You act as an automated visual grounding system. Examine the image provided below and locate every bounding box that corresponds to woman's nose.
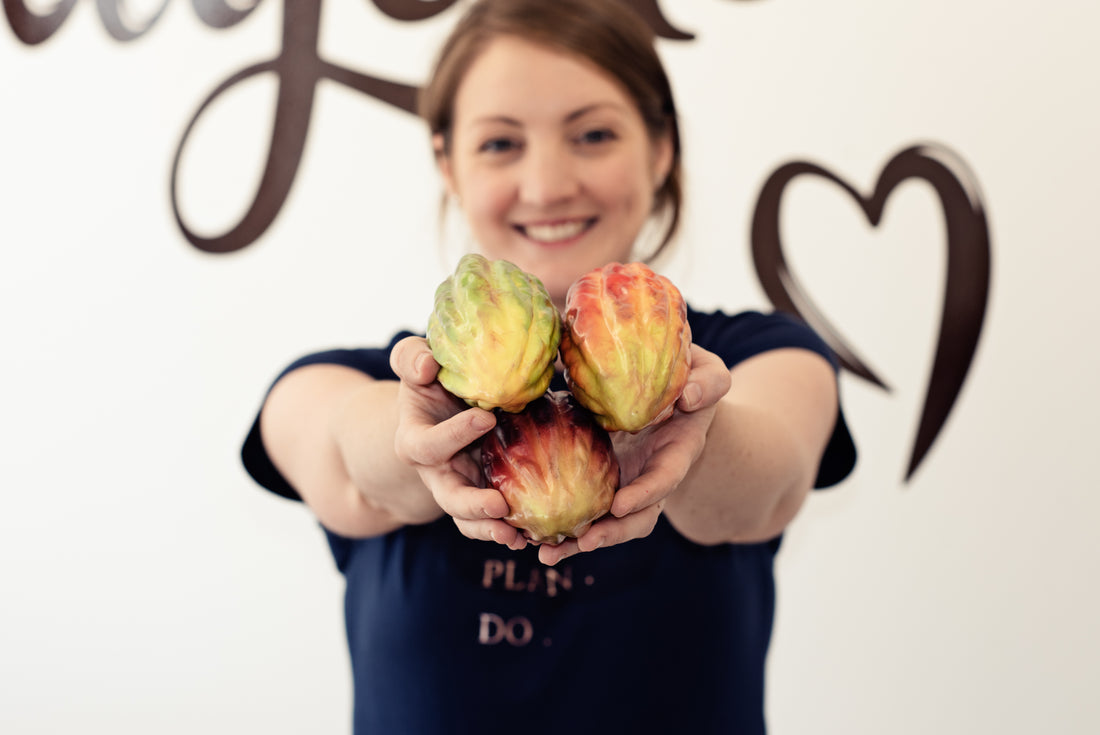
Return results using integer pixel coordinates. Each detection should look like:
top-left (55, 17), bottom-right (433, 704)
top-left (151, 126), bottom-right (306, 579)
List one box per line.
top-left (519, 143), bottom-right (579, 205)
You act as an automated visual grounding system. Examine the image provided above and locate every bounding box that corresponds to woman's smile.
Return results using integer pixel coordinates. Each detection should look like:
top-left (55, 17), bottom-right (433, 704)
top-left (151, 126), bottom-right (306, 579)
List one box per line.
top-left (514, 217), bottom-right (597, 246)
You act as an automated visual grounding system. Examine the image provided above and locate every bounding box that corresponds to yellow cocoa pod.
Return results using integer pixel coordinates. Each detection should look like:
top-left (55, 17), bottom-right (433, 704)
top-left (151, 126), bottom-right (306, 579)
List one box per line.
top-left (427, 254), bottom-right (562, 412)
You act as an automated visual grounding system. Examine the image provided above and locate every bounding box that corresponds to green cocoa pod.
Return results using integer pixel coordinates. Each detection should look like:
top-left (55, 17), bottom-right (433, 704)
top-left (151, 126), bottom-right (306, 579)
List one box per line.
top-left (427, 254), bottom-right (562, 412)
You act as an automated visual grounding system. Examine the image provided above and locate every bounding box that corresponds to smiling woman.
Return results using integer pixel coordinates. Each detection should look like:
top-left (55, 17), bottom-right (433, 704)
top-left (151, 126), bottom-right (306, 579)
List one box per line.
top-left (421, 0), bottom-right (684, 293)
top-left (240, 0), bottom-right (855, 732)
top-left (430, 36), bottom-right (674, 308)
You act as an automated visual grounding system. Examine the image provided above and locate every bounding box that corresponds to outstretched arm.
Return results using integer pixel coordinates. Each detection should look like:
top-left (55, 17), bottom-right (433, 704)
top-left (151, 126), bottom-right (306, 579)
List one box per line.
top-left (258, 349), bottom-right (503, 539)
top-left (661, 347), bottom-right (839, 545)
top-left (258, 363), bottom-right (439, 537)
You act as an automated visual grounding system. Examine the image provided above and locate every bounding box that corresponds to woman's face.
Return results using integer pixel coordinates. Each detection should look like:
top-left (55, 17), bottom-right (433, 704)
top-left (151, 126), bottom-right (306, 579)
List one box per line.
top-left (438, 36), bottom-right (673, 309)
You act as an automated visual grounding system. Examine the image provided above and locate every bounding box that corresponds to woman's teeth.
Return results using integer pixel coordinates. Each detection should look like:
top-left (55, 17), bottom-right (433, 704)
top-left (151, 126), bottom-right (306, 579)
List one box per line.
top-left (523, 220), bottom-right (588, 243)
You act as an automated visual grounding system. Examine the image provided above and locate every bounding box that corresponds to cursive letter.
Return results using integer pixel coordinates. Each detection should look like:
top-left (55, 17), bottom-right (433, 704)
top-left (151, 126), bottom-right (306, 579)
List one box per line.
top-left (370, 0), bottom-right (458, 21)
top-left (95, 0), bottom-right (169, 42)
top-left (3, 0), bottom-right (76, 45)
top-left (191, 0), bottom-right (263, 29)
top-left (172, 0), bottom-right (420, 253)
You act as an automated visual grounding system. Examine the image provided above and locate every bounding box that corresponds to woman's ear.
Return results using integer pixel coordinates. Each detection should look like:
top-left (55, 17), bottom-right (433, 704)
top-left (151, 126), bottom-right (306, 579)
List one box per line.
top-left (433, 133), bottom-right (458, 198)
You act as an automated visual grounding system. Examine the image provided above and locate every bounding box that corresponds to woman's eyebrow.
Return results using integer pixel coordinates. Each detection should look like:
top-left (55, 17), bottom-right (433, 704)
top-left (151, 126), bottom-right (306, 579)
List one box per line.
top-left (469, 115), bottom-right (522, 127)
top-left (565, 102), bottom-right (628, 122)
top-left (467, 102), bottom-right (627, 128)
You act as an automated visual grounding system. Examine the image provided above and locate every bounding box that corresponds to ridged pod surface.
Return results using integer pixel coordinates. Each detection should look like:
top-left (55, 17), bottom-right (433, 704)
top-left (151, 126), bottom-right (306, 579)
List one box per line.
top-left (427, 254), bottom-right (562, 412)
top-left (481, 391), bottom-right (620, 545)
top-left (561, 262), bottom-right (692, 432)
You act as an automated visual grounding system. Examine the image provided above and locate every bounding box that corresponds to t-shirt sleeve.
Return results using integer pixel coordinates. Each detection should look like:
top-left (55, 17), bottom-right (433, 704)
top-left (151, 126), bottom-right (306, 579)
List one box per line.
top-left (688, 309), bottom-right (856, 488)
top-left (240, 331), bottom-right (415, 501)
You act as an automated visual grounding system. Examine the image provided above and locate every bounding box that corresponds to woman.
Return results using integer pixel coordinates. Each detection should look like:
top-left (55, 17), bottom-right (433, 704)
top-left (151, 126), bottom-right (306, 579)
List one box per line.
top-left (242, 0), bottom-right (855, 732)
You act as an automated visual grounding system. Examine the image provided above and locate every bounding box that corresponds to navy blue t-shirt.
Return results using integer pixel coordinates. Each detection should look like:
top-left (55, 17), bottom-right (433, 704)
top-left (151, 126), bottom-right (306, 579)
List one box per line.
top-left (242, 308), bottom-right (856, 734)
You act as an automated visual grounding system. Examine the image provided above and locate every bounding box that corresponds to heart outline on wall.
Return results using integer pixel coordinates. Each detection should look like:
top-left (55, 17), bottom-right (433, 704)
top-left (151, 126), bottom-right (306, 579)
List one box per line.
top-left (751, 144), bottom-right (992, 482)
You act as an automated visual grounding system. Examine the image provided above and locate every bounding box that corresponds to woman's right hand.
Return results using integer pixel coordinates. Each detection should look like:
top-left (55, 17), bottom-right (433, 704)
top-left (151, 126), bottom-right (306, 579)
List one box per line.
top-left (389, 336), bottom-right (528, 551)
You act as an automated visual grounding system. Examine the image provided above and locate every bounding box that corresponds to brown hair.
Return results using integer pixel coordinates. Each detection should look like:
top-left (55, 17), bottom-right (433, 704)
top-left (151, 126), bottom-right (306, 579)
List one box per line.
top-left (419, 0), bottom-right (684, 260)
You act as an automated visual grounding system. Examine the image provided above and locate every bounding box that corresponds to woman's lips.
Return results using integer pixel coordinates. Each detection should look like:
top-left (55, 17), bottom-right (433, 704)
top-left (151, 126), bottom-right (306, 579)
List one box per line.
top-left (517, 218), bottom-right (596, 244)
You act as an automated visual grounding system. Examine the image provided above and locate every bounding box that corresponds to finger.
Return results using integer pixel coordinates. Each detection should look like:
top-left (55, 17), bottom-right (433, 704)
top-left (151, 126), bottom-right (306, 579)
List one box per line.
top-left (538, 539), bottom-right (580, 566)
top-left (678, 381), bottom-right (704, 412)
top-left (454, 517), bottom-right (528, 550)
top-left (452, 450), bottom-right (486, 489)
top-left (677, 345), bottom-right (731, 412)
top-left (431, 474), bottom-right (510, 520)
top-left (401, 407), bottom-right (495, 467)
top-left (390, 336), bottom-right (438, 384)
top-left (610, 461), bottom-right (683, 518)
top-left (575, 501), bottom-right (664, 553)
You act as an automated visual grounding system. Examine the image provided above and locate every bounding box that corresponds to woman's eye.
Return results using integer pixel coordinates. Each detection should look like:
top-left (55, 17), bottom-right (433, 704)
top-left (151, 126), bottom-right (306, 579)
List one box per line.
top-left (577, 128), bottom-right (617, 145)
top-left (479, 137), bottom-right (520, 154)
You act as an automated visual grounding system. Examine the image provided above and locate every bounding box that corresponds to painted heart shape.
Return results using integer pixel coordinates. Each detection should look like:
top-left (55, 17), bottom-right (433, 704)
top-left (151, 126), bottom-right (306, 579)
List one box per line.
top-left (751, 143), bottom-right (992, 481)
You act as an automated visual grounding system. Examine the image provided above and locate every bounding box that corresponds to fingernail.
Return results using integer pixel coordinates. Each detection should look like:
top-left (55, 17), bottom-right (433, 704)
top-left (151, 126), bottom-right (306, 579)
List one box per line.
top-left (683, 383), bottom-right (702, 409)
top-left (582, 536), bottom-right (604, 552)
top-left (472, 412), bottom-right (494, 432)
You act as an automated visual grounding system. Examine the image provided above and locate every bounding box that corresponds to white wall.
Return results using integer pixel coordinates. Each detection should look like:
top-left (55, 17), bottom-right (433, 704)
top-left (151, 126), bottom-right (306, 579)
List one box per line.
top-left (2, 1), bottom-right (1097, 733)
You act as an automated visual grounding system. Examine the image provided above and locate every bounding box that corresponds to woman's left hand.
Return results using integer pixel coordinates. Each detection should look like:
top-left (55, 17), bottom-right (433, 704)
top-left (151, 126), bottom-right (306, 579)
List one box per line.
top-left (537, 344), bottom-right (732, 566)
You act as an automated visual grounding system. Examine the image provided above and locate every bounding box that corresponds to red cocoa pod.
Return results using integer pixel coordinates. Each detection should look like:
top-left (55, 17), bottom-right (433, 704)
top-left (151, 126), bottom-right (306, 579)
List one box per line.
top-left (561, 262), bottom-right (692, 433)
top-left (481, 391), bottom-right (620, 545)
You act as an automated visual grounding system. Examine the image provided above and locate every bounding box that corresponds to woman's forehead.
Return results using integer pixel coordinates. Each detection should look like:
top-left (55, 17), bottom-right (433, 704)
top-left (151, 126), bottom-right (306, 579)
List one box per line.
top-left (453, 36), bottom-right (634, 122)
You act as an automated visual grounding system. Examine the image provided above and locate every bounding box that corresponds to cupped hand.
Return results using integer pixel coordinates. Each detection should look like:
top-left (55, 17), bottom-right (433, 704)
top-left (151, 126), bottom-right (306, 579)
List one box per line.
top-left (389, 336), bottom-right (527, 551)
top-left (537, 344), bottom-right (732, 566)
